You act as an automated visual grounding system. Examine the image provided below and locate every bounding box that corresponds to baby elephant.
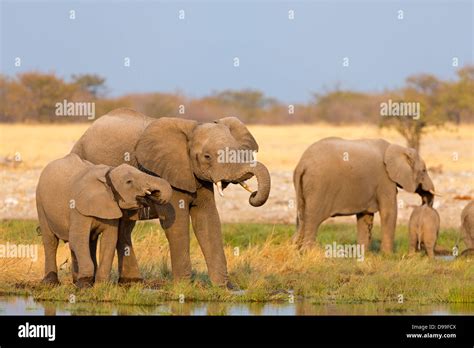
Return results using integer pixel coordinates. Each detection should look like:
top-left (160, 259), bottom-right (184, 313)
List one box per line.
top-left (36, 153), bottom-right (172, 288)
top-left (408, 205), bottom-right (440, 258)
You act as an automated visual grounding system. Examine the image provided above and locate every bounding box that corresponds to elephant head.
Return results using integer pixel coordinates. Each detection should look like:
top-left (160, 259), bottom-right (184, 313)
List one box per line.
top-left (134, 117), bottom-right (271, 207)
top-left (74, 164), bottom-right (173, 219)
top-left (383, 144), bottom-right (438, 206)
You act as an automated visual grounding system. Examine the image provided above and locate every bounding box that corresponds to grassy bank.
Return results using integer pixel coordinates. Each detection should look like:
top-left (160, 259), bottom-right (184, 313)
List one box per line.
top-left (0, 220), bottom-right (472, 306)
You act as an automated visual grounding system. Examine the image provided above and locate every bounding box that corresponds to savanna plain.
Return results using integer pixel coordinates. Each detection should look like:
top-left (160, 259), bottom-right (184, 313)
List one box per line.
top-left (0, 123), bottom-right (473, 311)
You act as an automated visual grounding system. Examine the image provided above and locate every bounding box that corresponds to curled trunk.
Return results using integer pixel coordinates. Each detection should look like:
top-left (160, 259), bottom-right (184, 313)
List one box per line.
top-left (226, 161), bottom-right (271, 207)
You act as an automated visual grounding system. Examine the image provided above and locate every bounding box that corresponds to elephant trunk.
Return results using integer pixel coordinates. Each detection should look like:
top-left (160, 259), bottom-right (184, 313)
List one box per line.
top-left (228, 161), bottom-right (271, 207)
top-left (417, 174), bottom-right (436, 207)
top-left (146, 177), bottom-right (173, 205)
top-left (248, 162), bottom-right (271, 207)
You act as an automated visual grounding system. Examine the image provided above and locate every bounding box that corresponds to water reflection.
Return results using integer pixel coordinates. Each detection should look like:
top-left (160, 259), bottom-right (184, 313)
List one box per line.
top-left (0, 296), bottom-right (472, 316)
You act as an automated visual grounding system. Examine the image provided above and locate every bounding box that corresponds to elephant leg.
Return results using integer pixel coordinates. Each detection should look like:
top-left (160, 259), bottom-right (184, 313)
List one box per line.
top-left (301, 198), bottom-right (327, 250)
top-left (425, 244), bottom-right (435, 258)
top-left (408, 231), bottom-right (417, 255)
top-left (425, 234), bottom-right (436, 258)
top-left (70, 249), bottom-right (79, 283)
top-left (116, 219), bottom-right (141, 283)
top-left (190, 184), bottom-right (229, 287)
top-left (158, 190), bottom-right (193, 282)
top-left (379, 192), bottom-right (397, 254)
top-left (356, 213), bottom-right (374, 251)
top-left (39, 215), bottom-right (60, 285)
top-left (96, 223), bottom-right (119, 282)
top-left (69, 213), bottom-right (94, 287)
top-left (89, 235), bottom-right (98, 278)
top-left (292, 221), bottom-right (304, 246)
top-left (292, 212), bottom-right (306, 247)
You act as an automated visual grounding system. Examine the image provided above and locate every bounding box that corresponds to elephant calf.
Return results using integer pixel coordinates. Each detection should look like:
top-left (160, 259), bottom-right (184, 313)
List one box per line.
top-left (408, 205), bottom-right (440, 258)
top-left (36, 153), bottom-right (172, 288)
top-left (460, 200), bottom-right (474, 256)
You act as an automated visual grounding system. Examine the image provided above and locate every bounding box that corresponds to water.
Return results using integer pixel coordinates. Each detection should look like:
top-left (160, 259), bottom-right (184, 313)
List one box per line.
top-left (0, 296), bottom-right (472, 316)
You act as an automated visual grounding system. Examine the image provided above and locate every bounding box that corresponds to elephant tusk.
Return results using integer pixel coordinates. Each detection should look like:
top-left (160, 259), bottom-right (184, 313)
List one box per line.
top-left (145, 190), bottom-right (152, 195)
top-left (216, 181), bottom-right (224, 197)
top-left (239, 181), bottom-right (253, 193)
top-left (429, 190), bottom-right (442, 197)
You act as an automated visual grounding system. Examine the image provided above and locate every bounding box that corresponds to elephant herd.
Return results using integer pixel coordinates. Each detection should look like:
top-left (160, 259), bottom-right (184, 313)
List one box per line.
top-left (36, 108), bottom-right (474, 288)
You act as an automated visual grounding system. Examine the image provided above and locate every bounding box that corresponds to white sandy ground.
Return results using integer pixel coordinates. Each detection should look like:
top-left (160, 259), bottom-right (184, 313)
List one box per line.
top-left (1, 169), bottom-right (472, 228)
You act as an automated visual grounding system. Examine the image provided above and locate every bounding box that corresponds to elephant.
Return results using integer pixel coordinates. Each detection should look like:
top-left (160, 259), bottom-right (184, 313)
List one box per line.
top-left (293, 137), bottom-right (438, 253)
top-left (70, 108), bottom-right (271, 287)
top-left (460, 200), bottom-right (474, 256)
top-left (408, 205), bottom-right (440, 258)
top-left (36, 153), bottom-right (172, 288)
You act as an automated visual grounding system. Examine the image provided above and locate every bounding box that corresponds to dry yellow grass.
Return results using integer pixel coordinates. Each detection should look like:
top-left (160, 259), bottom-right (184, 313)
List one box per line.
top-left (250, 123), bottom-right (474, 172)
top-left (0, 221), bottom-right (472, 304)
top-left (0, 124), bottom-right (89, 169)
top-left (0, 123), bottom-right (472, 172)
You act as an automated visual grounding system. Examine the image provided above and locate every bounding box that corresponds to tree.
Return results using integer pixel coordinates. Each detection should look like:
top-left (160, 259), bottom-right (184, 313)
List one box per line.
top-left (312, 89), bottom-right (380, 124)
top-left (379, 68), bottom-right (473, 152)
top-left (71, 74), bottom-right (107, 98)
top-left (207, 89), bottom-right (278, 122)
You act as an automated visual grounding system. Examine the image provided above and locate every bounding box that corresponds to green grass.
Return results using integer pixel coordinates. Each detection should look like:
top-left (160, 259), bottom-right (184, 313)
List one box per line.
top-left (0, 220), bottom-right (472, 306)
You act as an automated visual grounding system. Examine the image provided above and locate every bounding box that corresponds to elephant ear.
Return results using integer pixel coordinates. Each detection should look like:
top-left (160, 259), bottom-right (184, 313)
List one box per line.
top-left (135, 117), bottom-right (198, 192)
top-left (215, 117), bottom-right (259, 151)
top-left (383, 144), bottom-right (418, 193)
top-left (74, 167), bottom-right (123, 219)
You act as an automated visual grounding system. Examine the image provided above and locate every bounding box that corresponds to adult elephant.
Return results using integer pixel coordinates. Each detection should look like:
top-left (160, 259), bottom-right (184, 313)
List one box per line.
top-left (293, 137), bottom-right (438, 253)
top-left (71, 108), bottom-right (271, 288)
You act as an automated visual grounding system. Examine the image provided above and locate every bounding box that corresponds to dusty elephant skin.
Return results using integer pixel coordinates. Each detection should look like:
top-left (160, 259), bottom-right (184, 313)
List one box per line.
top-left (36, 153), bottom-right (172, 288)
top-left (408, 205), bottom-right (440, 258)
top-left (70, 108), bottom-right (271, 287)
top-left (293, 137), bottom-right (438, 253)
top-left (460, 200), bottom-right (474, 256)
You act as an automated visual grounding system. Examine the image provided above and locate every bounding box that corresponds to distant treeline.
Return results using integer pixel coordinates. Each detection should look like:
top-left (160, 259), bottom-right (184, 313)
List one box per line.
top-left (0, 66), bottom-right (473, 126)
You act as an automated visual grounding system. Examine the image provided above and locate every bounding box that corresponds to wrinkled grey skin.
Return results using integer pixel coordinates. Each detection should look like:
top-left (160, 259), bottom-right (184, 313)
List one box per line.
top-left (460, 200), bottom-right (474, 257)
top-left (293, 138), bottom-right (436, 253)
top-left (408, 205), bottom-right (440, 258)
top-left (36, 153), bottom-right (172, 288)
top-left (71, 108), bottom-right (271, 287)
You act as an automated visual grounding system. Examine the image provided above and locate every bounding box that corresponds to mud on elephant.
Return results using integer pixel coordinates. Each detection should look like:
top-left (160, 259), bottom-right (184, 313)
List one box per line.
top-left (293, 137), bottom-right (439, 253)
top-left (71, 108), bottom-right (271, 288)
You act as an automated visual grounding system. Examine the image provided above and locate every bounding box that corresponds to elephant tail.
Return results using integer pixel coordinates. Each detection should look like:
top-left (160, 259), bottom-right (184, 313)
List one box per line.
top-left (294, 166), bottom-right (306, 228)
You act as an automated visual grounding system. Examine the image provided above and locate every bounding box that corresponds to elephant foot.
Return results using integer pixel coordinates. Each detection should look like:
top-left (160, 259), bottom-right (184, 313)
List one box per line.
top-left (118, 277), bottom-right (143, 285)
top-left (75, 277), bottom-right (95, 289)
top-left (300, 241), bottom-right (316, 252)
top-left (41, 272), bottom-right (60, 286)
top-left (94, 277), bottom-right (110, 284)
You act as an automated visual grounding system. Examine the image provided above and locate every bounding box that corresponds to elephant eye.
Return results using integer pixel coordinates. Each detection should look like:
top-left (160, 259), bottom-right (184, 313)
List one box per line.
top-left (126, 179), bottom-right (133, 184)
top-left (204, 154), bottom-right (212, 160)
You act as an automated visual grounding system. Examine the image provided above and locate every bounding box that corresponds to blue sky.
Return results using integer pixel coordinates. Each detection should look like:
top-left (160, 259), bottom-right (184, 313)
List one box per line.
top-left (1, 0), bottom-right (472, 103)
